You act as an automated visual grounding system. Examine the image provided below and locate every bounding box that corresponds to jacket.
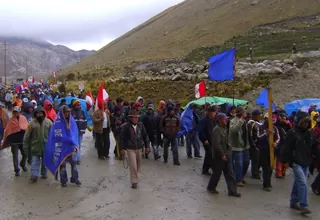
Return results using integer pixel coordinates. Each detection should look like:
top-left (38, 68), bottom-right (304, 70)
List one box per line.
top-left (247, 120), bottom-right (261, 149)
top-left (119, 122), bottom-right (150, 150)
top-left (275, 121), bottom-right (291, 154)
top-left (257, 123), bottom-right (280, 151)
top-left (21, 102), bottom-right (34, 122)
top-left (142, 112), bottom-right (159, 137)
top-left (111, 112), bottom-right (126, 136)
top-left (23, 109), bottom-right (53, 156)
top-left (211, 124), bottom-right (231, 159)
top-left (72, 108), bottom-right (87, 135)
top-left (199, 115), bottom-right (216, 143)
top-left (282, 127), bottom-right (315, 167)
top-left (92, 109), bottom-right (111, 134)
top-left (228, 117), bottom-right (250, 151)
top-left (160, 114), bottom-right (180, 139)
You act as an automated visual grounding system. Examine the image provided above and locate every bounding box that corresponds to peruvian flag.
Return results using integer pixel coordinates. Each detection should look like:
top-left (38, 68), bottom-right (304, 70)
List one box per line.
top-left (195, 81), bottom-right (206, 99)
top-left (95, 82), bottom-right (109, 111)
top-left (28, 76), bottom-right (35, 83)
top-left (52, 72), bottom-right (56, 78)
top-left (86, 91), bottom-right (94, 111)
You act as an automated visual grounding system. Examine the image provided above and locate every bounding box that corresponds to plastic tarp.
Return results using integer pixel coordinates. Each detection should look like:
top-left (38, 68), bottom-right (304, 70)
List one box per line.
top-left (184, 96), bottom-right (248, 108)
top-left (285, 98), bottom-right (320, 115)
top-left (56, 96), bottom-right (93, 127)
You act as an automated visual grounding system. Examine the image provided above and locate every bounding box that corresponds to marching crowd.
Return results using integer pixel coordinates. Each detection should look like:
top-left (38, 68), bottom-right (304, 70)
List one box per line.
top-left (0, 88), bottom-right (319, 216)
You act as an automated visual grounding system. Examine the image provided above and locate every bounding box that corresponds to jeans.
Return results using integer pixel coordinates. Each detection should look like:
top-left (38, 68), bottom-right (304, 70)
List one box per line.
top-left (311, 148), bottom-right (320, 193)
top-left (11, 144), bottom-right (27, 173)
top-left (163, 137), bottom-right (179, 163)
top-left (31, 155), bottom-right (47, 177)
top-left (186, 130), bottom-right (201, 157)
top-left (178, 136), bottom-right (185, 146)
top-left (232, 149), bottom-right (250, 182)
top-left (60, 155), bottom-right (79, 184)
top-left (259, 150), bottom-right (272, 187)
top-left (149, 134), bottom-right (159, 159)
top-left (290, 163), bottom-right (309, 208)
top-left (249, 147), bottom-right (260, 177)
top-left (75, 134), bottom-right (83, 162)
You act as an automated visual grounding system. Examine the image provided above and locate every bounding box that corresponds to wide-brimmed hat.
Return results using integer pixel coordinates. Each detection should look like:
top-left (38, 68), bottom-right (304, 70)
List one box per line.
top-left (128, 110), bottom-right (140, 117)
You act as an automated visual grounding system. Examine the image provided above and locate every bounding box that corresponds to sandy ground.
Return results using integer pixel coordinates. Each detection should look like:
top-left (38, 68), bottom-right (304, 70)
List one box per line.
top-left (0, 132), bottom-right (319, 220)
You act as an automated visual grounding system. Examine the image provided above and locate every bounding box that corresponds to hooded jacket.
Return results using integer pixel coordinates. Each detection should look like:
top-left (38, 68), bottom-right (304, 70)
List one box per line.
top-left (23, 107), bottom-right (53, 156)
top-left (44, 100), bottom-right (57, 121)
top-left (21, 102), bottom-right (34, 122)
top-left (71, 107), bottom-right (87, 135)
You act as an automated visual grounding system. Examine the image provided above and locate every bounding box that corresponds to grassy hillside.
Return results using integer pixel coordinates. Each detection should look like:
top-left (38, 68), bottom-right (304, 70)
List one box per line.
top-left (63, 0), bottom-right (320, 74)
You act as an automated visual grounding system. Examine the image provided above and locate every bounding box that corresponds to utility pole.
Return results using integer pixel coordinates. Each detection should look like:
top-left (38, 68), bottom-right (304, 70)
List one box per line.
top-left (3, 41), bottom-right (7, 85)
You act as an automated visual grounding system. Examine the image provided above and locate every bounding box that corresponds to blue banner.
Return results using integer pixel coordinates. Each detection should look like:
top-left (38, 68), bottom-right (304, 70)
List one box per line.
top-left (44, 107), bottom-right (79, 175)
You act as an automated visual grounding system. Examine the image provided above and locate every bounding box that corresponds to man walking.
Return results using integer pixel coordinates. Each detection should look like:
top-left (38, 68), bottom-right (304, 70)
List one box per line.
top-left (23, 107), bottom-right (52, 182)
top-left (120, 110), bottom-right (150, 189)
top-left (207, 113), bottom-right (241, 197)
top-left (282, 111), bottom-right (315, 215)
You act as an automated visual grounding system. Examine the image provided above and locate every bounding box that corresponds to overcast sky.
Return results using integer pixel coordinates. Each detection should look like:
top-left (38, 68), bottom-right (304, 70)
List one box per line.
top-left (0, 0), bottom-right (184, 51)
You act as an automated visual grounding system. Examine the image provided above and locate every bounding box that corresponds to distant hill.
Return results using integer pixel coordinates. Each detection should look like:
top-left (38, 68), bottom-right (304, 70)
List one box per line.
top-left (63, 0), bottom-right (320, 74)
top-left (0, 36), bottom-right (95, 79)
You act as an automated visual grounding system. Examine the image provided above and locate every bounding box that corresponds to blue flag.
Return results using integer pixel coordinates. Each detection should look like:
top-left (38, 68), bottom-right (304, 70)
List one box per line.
top-left (177, 105), bottom-right (194, 138)
top-left (256, 88), bottom-right (276, 110)
top-left (208, 48), bottom-right (236, 81)
top-left (44, 107), bottom-right (79, 176)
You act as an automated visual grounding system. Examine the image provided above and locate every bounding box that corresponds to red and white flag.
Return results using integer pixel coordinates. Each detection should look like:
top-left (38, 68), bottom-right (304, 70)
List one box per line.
top-left (28, 76), bottom-right (35, 83)
top-left (95, 82), bottom-right (109, 111)
top-left (86, 91), bottom-right (94, 111)
top-left (52, 72), bottom-right (56, 78)
top-left (195, 81), bottom-right (206, 99)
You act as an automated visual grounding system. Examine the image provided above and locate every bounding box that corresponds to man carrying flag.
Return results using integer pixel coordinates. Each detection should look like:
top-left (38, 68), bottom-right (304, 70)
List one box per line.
top-left (44, 105), bottom-right (81, 187)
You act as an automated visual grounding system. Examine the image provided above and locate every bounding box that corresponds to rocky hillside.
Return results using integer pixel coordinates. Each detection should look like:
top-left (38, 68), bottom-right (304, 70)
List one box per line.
top-left (0, 37), bottom-right (95, 78)
top-left (63, 0), bottom-right (320, 75)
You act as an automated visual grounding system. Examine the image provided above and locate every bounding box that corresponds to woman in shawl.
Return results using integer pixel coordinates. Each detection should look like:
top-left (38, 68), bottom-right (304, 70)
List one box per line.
top-left (44, 100), bottom-right (57, 122)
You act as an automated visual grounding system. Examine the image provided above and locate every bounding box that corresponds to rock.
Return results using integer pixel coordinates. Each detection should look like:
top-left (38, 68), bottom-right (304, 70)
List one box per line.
top-left (283, 59), bottom-right (294, 65)
top-left (171, 74), bottom-right (181, 81)
top-left (174, 68), bottom-right (183, 74)
top-left (199, 73), bottom-right (208, 80)
top-left (163, 76), bottom-right (170, 81)
top-left (237, 69), bottom-right (249, 77)
top-left (195, 65), bottom-right (205, 72)
top-left (251, 0), bottom-right (259, 5)
top-left (257, 63), bottom-right (266, 68)
top-left (283, 66), bottom-right (300, 75)
top-left (262, 60), bottom-right (270, 65)
top-left (187, 74), bottom-right (192, 81)
top-left (186, 67), bottom-right (193, 73)
top-left (160, 70), bottom-right (166, 75)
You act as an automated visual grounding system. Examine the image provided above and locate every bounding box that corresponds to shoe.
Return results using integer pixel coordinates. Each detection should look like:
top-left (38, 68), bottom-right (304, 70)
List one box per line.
top-left (41, 175), bottom-right (48, 180)
top-left (21, 166), bottom-right (28, 172)
top-left (30, 176), bottom-right (38, 183)
top-left (207, 189), bottom-right (219, 194)
top-left (263, 187), bottom-right (271, 192)
top-left (15, 171), bottom-right (20, 177)
top-left (164, 159), bottom-right (168, 163)
top-left (174, 161), bottom-right (181, 166)
top-left (237, 182), bottom-right (244, 187)
top-left (275, 175), bottom-right (284, 179)
top-left (228, 192), bottom-right (241, 198)
top-left (61, 183), bottom-right (68, 187)
top-left (155, 155), bottom-right (161, 160)
top-left (71, 179), bottom-right (82, 186)
top-left (290, 203), bottom-right (301, 211)
top-left (241, 180), bottom-right (246, 184)
top-left (251, 175), bottom-right (260, 180)
top-left (194, 155), bottom-right (202, 159)
top-left (300, 207), bottom-right (311, 215)
top-left (76, 161), bottom-right (81, 165)
top-left (145, 154), bottom-right (149, 159)
top-left (187, 156), bottom-right (193, 159)
top-left (105, 156), bottom-right (110, 159)
top-left (98, 157), bottom-right (106, 160)
top-left (202, 171), bottom-right (211, 176)
top-left (131, 183), bottom-right (138, 189)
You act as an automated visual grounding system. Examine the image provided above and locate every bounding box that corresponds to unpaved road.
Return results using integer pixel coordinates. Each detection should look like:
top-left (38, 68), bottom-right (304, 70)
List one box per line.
top-left (0, 132), bottom-right (319, 220)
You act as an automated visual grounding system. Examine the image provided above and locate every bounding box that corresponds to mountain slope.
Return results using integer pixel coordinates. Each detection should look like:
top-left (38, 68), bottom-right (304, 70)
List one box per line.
top-left (0, 37), bottom-right (95, 78)
top-left (65, 0), bottom-right (320, 73)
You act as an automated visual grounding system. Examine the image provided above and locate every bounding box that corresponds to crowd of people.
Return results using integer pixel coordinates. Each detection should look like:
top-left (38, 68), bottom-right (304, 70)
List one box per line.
top-left (0, 87), bottom-right (319, 216)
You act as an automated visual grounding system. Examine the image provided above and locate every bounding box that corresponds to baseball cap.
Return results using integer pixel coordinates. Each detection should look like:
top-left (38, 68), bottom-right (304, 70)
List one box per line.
top-left (13, 106), bottom-right (21, 112)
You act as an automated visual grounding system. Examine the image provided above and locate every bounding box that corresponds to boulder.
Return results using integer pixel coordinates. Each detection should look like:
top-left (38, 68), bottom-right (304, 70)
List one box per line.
top-left (199, 73), bottom-right (208, 80)
top-left (283, 59), bottom-right (294, 65)
top-left (160, 70), bottom-right (166, 75)
top-left (283, 66), bottom-right (300, 75)
top-left (195, 64), bottom-right (205, 72)
top-left (174, 68), bottom-right (183, 74)
top-left (171, 74), bottom-right (181, 81)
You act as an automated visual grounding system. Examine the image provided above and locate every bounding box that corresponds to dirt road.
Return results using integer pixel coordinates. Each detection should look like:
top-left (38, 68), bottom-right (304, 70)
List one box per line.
top-left (0, 132), bottom-right (319, 220)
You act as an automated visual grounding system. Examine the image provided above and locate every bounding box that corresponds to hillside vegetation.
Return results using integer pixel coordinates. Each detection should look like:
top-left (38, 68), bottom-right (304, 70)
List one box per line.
top-left (63, 0), bottom-right (320, 75)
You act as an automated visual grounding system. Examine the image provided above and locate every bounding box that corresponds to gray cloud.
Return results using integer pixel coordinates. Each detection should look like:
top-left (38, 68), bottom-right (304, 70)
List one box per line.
top-left (0, 0), bottom-right (184, 50)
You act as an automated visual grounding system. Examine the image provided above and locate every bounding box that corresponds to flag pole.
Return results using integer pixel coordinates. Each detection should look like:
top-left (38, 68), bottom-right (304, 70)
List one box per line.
top-left (267, 87), bottom-right (275, 170)
top-left (232, 40), bottom-right (237, 106)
